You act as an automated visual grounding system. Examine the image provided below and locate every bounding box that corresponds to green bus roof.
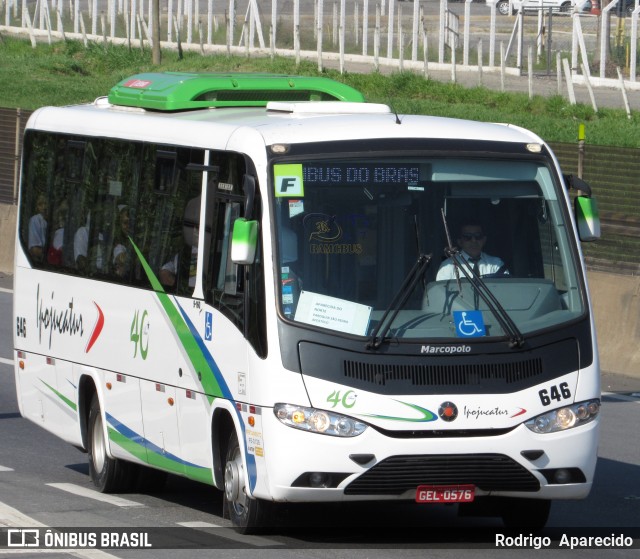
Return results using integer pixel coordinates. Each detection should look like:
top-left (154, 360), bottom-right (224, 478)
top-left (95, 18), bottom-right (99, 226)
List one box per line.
top-left (107, 72), bottom-right (366, 111)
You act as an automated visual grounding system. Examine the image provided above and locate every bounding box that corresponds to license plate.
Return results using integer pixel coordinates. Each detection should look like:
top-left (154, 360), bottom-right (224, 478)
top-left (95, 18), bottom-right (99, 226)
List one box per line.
top-left (416, 484), bottom-right (475, 503)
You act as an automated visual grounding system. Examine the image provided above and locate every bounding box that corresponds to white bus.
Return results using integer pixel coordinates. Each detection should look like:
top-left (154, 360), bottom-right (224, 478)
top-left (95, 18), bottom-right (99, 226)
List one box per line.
top-left (14, 72), bottom-right (601, 532)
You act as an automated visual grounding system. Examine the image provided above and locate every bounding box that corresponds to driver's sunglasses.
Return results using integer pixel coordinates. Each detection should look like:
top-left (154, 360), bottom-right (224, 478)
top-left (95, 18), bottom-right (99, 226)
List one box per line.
top-left (460, 233), bottom-right (485, 241)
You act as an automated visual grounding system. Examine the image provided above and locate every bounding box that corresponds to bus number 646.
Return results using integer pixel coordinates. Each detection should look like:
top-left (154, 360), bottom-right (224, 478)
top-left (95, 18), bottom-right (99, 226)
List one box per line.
top-left (539, 382), bottom-right (571, 406)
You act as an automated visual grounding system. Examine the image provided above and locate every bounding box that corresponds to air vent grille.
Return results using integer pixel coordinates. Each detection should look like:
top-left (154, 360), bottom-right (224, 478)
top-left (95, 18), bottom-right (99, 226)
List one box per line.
top-left (344, 454), bottom-right (540, 495)
top-left (344, 357), bottom-right (544, 387)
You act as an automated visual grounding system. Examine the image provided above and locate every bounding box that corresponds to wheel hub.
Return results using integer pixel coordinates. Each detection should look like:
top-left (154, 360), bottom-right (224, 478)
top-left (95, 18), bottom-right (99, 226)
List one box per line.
top-left (92, 413), bottom-right (106, 472)
top-left (224, 459), bottom-right (241, 503)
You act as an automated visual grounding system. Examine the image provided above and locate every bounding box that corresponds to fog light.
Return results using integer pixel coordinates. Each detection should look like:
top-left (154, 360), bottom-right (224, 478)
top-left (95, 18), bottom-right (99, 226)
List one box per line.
top-left (309, 472), bottom-right (331, 488)
top-left (553, 469), bottom-right (572, 484)
top-left (540, 467), bottom-right (586, 485)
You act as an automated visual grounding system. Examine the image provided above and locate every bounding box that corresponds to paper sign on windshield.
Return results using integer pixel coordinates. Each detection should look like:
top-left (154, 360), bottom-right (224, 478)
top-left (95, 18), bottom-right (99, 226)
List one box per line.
top-left (295, 291), bottom-right (372, 336)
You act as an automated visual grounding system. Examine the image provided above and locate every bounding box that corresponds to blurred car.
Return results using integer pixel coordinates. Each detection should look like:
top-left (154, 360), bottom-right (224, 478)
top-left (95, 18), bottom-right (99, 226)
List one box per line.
top-left (492, 0), bottom-right (575, 15)
top-left (493, 0), bottom-right (637, 15)
top-left (582, 0), bottom-right (638, 15)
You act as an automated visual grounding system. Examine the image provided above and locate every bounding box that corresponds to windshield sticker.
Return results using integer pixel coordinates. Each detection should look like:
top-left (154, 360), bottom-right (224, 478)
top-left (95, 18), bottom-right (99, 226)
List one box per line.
top-left (274, 164), bottom-right (305, 197)
top-left (294, 291), bottom-right (372, 336)
top-left (289, 199), bottom-right (304, 218)
top-left (453, 310), bottom-right (486, 338)
top-left (305, 213), bottom-right (363, 255)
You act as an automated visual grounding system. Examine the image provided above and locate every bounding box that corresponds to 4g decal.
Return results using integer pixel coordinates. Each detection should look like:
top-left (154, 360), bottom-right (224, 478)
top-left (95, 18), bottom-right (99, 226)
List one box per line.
top-left (539, 382), bottom-right (572, 406)
top-left (130, 310), bottom-right (149, 360)
top-left (327, 390), bottom-right (357, 409)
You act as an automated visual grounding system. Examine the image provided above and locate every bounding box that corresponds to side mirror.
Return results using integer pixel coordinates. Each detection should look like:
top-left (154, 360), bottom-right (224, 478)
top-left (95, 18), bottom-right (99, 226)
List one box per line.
top-left (575, 196), bottom-right (600, 242)
top-left (231, 218), bottom-right (258, 264)
top-left (242, 174), bottom-right (256, 221)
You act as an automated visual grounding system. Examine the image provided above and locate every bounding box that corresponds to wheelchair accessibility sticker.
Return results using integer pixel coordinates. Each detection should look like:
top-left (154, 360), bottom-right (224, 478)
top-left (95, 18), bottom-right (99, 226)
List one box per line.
top-left (453, 310), bottom-right (486, 338)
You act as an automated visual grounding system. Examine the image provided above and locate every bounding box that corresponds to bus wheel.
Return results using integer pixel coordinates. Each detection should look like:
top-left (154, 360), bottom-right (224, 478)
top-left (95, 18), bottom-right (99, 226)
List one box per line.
top-left (223, 430), bottom-right (271, 533)
top-left (499, 498), bottom-right (551, 530)
top-left (87, 394), bottom-right (135, 493)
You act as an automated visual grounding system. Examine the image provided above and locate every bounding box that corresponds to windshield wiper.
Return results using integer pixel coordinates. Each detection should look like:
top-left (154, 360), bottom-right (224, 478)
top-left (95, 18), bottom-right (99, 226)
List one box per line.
top-left (444, 248), bottom-right (524, 348)
top-left (366, 253), bottom-right (432, 350)
top-left (441, 210), bottom-right (524, 349)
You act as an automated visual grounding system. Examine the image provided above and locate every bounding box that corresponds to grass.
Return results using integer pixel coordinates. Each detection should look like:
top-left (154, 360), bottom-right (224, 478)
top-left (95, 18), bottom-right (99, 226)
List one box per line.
top-left (1, 35), bottom-right (639, 147)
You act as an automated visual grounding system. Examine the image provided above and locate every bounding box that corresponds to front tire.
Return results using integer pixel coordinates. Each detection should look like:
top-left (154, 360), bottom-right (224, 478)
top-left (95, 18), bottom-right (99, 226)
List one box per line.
top-left (496, 0), bottom-right (512, 15)
top-left (87, 394), bottom-right (136, 493)
top-left (222, 430), bottom-right (273, 533)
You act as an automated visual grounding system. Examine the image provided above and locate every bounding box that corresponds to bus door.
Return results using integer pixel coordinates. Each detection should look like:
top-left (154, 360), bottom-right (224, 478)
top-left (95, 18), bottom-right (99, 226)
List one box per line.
top-left (174, 152), bottom-right (249, 481)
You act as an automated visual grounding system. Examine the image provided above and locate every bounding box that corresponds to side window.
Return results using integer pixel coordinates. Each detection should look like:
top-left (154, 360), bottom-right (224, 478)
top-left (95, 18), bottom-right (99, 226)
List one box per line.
top-left (20, 132), bottom-right (55, 265)
top-left (141, 147), bottom-right (204, 294)
top-left (204, 153), bottom-right (246, 329)
top-left (538, 207), bottom-right (569, 292)
top-left (80, 140), bottom-right (143, 282)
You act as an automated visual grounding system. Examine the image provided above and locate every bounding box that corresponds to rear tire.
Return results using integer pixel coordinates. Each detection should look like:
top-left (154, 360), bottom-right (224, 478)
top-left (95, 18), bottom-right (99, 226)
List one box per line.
top-left (87, 394), bottom-right (136, 492)
top-left (222, 430), bottom-right (273, 533)
top-left (560, 1), bottom-right (572, 13)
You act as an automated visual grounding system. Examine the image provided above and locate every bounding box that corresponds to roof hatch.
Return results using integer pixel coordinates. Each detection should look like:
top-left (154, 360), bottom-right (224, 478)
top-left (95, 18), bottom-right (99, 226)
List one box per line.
top-left (107, 72), bottom-right (366, 111)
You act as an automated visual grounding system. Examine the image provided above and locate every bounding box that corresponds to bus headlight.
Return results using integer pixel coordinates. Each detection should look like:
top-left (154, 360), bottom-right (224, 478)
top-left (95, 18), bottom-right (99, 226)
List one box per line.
top-left (525, 399), bottom-right (600, 434)
top-left (274, 403), bottom-right (367, 437)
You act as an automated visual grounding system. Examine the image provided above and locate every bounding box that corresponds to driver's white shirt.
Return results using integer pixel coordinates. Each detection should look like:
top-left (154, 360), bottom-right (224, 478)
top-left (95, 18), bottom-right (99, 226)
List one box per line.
top-left (436, 250), bottom-right (507, 281)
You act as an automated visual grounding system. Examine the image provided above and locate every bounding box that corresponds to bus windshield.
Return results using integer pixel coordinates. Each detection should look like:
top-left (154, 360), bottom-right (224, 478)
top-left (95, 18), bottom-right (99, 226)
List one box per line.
top-left (273, 156), bottom-right (584, 342)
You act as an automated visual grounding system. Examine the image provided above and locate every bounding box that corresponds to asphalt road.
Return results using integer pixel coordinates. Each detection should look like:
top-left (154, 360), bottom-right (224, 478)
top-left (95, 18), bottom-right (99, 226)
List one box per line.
top-left (0, 275), bottom-right (638, 557)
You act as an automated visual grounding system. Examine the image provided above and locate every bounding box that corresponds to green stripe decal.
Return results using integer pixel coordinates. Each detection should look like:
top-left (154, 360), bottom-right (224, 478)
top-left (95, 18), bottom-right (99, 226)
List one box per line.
top-left (107, 426), bottom-right (213, 485)
top-left (363, 401), bottom-right (437, 423)
top-left (127, 238), bottom-right (253, 489)
top-left (40, 379), bottom-right (77, 412)
top-left (129, 238), bottom-right (224, 403)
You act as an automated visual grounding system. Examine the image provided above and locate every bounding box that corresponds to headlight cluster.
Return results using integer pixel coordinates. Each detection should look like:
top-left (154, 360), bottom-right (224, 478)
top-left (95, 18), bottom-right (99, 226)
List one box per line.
top-left (525, 399), bottom-right (600, 434)
top-left (274, 403), bottom-right (367, 437)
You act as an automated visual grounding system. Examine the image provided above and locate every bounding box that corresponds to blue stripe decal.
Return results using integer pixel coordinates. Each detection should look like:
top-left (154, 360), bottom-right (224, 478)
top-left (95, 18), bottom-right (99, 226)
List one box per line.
top-left (176, 301), bottom-right (232, 400)
top-left (106, 412), bottom-right (206, 470)
top-left (175, 301), bottom-right (258, 492)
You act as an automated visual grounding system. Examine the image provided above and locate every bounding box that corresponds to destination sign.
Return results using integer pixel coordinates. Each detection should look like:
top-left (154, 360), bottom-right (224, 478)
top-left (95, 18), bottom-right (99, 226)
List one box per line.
top-left (302, 163), bottom-right (420, 187)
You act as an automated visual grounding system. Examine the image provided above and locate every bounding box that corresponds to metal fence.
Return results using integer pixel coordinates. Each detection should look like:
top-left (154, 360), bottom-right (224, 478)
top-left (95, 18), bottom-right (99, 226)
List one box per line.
top-left (0, 107), bottom-right (28, 205)
top-left (2, 0), bottom-right (640, 89)
top-left (1, 106), bottom-right (638, 274)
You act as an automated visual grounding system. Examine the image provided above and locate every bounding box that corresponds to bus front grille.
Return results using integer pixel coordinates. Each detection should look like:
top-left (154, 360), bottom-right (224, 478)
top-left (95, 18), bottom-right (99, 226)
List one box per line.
top-left (344, 454), bottom-right (540, 495)
top-left (343, 357), bottom-right (543, 388)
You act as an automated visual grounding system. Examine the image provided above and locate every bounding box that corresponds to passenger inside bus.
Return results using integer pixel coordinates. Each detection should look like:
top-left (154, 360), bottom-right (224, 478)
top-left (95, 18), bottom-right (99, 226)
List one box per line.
top-left (112, 205), bottom-right (132, 278)
top-left (46, 200), bottom-right (67, 267)
top-left (159, 196), bottom-right (200, 291)
top-left (73, 212), bottom-right (91, 272)
top-left (28, 194), bottom-right (48, 263)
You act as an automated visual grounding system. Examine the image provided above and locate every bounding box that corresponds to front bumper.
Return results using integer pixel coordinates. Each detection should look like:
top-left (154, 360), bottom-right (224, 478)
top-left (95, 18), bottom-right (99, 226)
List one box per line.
top-left (254, 409), bottom-right (599, 502)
